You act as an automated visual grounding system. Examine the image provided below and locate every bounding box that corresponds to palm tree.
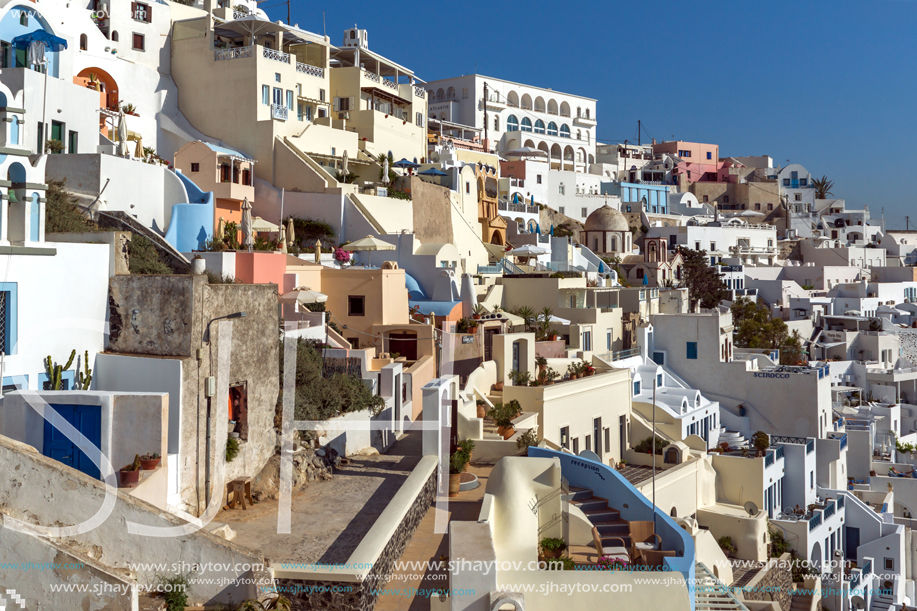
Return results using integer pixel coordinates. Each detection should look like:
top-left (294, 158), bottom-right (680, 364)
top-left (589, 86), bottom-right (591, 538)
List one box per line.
top-left (812, 175), bottom-right (835, 200)
top-left (515, 306), bottom-right (536, 331)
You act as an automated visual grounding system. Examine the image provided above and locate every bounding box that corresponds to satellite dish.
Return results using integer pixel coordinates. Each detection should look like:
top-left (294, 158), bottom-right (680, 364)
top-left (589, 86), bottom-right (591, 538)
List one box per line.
top-left (744, 501), bottom-right (759, 517)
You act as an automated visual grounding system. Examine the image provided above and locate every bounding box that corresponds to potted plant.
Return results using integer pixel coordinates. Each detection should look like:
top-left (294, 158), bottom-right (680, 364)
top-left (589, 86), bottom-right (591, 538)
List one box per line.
top-left (448, 440), bottom-right (474, 495)
top-left (516, 428), bottom-right (538, 454)
top-left (476, 399), bottom-right (487, 419)
top-left (540, 537), bottom-right (568, 560)
top-left (508, 369), bottom-right (531, 387)
top-left (596, 556), bottom-right (629, 571)
top-left (535, 356), bottom-right (547, 376)
top-left (752, 431), bottom-right (770, 457)
top-left (139, 452), bottom-right (161, 470)
top-left (489, 402), bottom-right (517, 439)
top-left (567, 363), bottom-right (579, 380)
top-left (472, 303), bottom-right (485, 320)
top-left (584, 364), bottom-right (596, 377)
top-left (543, 368), bottom-right (560, 385)
top-left (119, 455), bottom-right (142, 488)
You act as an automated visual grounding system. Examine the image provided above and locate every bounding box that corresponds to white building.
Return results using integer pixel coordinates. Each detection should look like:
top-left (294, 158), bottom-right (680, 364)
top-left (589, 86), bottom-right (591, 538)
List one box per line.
top-left (648, 216), bottom-right (779, 265)
top-left (424, 74), bottom-right (598, 172)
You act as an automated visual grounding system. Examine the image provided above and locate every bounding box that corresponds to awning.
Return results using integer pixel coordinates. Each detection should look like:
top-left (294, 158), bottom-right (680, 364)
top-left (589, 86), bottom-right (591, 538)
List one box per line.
top-left (361, 86), bottom-right (411, 106)
top-left (297, 95), bottom-right (330, 106)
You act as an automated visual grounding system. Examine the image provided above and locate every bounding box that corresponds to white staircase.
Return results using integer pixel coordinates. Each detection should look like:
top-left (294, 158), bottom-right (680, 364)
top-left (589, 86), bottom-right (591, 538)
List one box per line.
top-left (718, 429), bottom-right (749, 448)
top-left (869, 592), bottom-right (895, 611)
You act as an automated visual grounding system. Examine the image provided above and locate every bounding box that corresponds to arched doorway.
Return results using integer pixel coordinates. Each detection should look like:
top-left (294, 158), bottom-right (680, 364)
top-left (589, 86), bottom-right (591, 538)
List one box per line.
top-left (490, 231), bottom-right (504, 246)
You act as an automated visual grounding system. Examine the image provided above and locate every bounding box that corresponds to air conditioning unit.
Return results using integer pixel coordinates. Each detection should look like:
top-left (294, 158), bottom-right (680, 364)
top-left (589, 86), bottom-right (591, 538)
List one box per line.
top-left (338, 112), bottom-right (350, 120)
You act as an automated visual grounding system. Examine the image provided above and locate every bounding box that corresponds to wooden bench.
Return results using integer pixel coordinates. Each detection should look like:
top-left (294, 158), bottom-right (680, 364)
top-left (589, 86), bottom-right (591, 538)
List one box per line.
top-left (226, 477), bottom-right (254, 510)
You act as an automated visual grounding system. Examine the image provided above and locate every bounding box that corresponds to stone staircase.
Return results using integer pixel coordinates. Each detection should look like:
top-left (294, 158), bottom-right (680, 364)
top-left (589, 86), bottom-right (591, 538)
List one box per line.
top-left (869, 592), bottom-right (895, 611)
top-left (790, 591), bottom-right (814, 611)
top-left (718, 429), bottom-right (749, 449)
top-left (568, 486), bottom-right (632, 551)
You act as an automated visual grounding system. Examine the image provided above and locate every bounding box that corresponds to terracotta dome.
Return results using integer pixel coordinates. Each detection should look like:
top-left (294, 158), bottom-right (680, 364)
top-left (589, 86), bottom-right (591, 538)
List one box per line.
top-left (584, 204), bottom-right (629, 232)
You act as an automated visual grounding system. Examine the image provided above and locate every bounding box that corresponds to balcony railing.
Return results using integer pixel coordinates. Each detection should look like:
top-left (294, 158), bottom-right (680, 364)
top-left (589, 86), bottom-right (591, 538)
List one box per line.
top-left (838, 494), bottom-right (844, 508)
top-left (765, 452), bottom-right (774, 468)
top-left (772, 435), bottom-right (809, 445)
top-left (214, 45), bottom-right (253, 61)
top-left (381, 78), bottom-right (397, 91)
top-left (808, 512), bottom-right (822, 531)
top-left (233, 10), bottom-right (248, 19)
top-left (414, 86), bottom-right (425, 98)
top-left (363, 69), bottom-right (380, 83)
top-left (824, 501), bottom-right (836, 520)
top-left (271, 104), bottom-right (288, 120)
top-left (839, 434), bottom-right (848, 450)
top-left (807, 439), bottom-right (815, 454)
top-left (263, 47), bottom-right (291, 64)
top-left (776, 446), bottom-right (784, 460)
top-left (296, 62), bottom-right (324, 78)
top-left (477, 264), bottom-right (502, 274)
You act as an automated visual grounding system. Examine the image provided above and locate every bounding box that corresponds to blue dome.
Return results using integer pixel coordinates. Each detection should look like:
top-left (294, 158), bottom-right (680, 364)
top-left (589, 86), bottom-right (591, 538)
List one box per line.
top-left (405, 273), bottom-right (427, 300)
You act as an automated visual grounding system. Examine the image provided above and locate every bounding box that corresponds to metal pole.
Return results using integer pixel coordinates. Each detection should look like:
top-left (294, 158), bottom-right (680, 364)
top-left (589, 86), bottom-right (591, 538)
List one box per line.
top-left (652, 375), bottom-right (657, 532)
top-left (41, 60), bottom-right (48, 153)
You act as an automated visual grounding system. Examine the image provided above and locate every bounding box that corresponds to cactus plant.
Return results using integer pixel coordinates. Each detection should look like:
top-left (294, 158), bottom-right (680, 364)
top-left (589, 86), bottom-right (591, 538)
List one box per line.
top-left (77, 350), bottom-right (92, 390)
top-left (44, 350), bottom-right (76, 390)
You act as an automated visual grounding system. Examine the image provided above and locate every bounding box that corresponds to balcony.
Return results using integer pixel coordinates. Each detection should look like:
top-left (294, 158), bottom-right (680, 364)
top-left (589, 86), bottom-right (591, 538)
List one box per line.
top-left (263, 47), bottom-right (291, 64)
top-left (414, 86), bottom-right (425, 99)
top-left (214, 45), bottom-right (254, 61)
top-left (573, 114), bottom-right (596, 127)
top-left (296, 62), bottom-right (324, 78)
top-left (271, 104), bottom-right (288, 121)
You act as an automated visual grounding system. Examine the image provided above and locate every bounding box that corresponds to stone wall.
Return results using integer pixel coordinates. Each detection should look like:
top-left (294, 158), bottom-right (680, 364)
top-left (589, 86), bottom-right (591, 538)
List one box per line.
top-left (899, 329), bottom-right (917, 365)
top-left (278, 465), bottom-right (438, 611)
top-left (738, 554), bottom-right (793, 611)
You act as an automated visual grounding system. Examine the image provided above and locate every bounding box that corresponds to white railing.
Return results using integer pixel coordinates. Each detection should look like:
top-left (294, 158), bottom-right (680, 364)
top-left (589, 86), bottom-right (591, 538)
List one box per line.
top-left (232, 10), bottom-right (248, 19)
top-left (271, 104), bottom-right (288, 120)
top-left (381, 78), bottom-right (397, 91)
top-left (414, 86), bottom-right (425, 98)
top-left (214, 45), bottom-right (253, 61)
top-left (363, 69), bottom-right (380, 83)
top-left (263, 47), bottom-right (290, 64)
top-left (296, 62), bottom-right (324, 78)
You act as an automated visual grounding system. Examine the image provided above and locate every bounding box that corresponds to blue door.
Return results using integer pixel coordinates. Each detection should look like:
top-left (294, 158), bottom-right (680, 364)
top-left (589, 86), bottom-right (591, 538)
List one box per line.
top-left (845, 526), bottom-right (859, 560)
top-left (42, 404), bottom-right (102, 479)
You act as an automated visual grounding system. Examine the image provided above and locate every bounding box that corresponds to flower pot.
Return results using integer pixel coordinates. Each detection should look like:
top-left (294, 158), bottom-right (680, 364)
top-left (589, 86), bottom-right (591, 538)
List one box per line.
top-left (472, 314), bottom-right (481, 320)
top-left (543, 548), bottom-right (563, 560)
top-left (502, 426), bottom-right (515, 440)
top-left (494, 382), bottom-right (504, 392)
top-left (586, 370), bottom-right (595, 377)
top-left (549, 334), bottom-right (559, 341)
top-left (449, 473), bottom-right (462, 495)
top-left (496, 424), bottom-right (505, 435)
top-left (545, 380), bottom-right (555, 386)
top-left (477, 405), bottom-right (487, 418)
top-left (119, 470), bottom-right (141, 488)
top-left (140, 457), bottom-right (161, 470)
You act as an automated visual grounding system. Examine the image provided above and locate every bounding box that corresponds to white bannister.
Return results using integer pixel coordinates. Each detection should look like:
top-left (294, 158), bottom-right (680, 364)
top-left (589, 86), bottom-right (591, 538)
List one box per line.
top-left (214, 45), bottom-right (253, 61)
top-left (263, 47), bottom-right (290, 64)
top-left (296, 62), bottom-right (324, 78)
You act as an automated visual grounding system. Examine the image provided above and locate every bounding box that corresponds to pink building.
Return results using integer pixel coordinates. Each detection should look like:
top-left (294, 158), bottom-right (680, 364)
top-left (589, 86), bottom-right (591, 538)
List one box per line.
top-left (652, 140), bottom-right (732, 184)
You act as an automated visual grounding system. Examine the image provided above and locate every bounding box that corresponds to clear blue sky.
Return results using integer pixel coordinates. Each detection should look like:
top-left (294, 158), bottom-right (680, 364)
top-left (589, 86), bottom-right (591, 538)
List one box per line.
top-left (266, 0), bottom-right (917, 228)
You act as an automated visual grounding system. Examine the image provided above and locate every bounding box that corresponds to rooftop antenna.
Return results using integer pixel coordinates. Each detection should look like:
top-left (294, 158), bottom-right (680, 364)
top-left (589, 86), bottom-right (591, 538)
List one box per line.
top-left (322, 11), bottom-right (326, 37)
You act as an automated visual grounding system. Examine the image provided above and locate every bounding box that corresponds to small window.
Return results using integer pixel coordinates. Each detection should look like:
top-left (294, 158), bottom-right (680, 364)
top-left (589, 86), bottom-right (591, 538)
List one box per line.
top-left (111, 31), bottom-right (120, 42)
top-left (132, 33), bottom-right (145, 51)
top-left (560, 426), bottom-right (569, 449)
top-left (262, 85), bottom-right (270, 105)
top-left (706, 151), bottom-right (712, 160)
top-left (132, 2), bottom-right (152, 22)
top-left (275, 73), bottom-right (281, 83)
top-left (465, 182), bottom-right (470, 194)
top-left (190, 163), bottom-right (200, 172)
top-left (767, 203), bottom-right (773, 210)
top-left (462, 87), bottom-right (468, 99)
top-left (494, 116), bottom-right (499, 131)
top-left (19, 12), bottom-right (27, 26)
top-left (348, 295), bottom-right (365, 316)
top-left (536, 174), bottom-right (542, 184)
top-left (795, 193), bottom-right (802, 201)
top-left (585, 435), bottom-right (592, 452)
top-left (581, 207), bottom-right (587, 217)
top-left (80, 34), bottom-right (88, 51)
top-left (286, 90), bottom-right (293, 110)
top-left (885, 558), bottom-right (894, 571)
top-left (633, 380), bottom-right (641, 395)
top-left (319, 89), bottom-right (326, 102)
top-left (558, 207), bottom-right (565, 215)
top-left (703, 195), bottom-right (709, 202)
top-left (755, 203), bottom-right (761, 210)
top-left (572, 437), bottom-right (579, 454)
top-left (687, 342), bottom-right (698, 359)
top-left (723, 195), bottom-right (730, 203)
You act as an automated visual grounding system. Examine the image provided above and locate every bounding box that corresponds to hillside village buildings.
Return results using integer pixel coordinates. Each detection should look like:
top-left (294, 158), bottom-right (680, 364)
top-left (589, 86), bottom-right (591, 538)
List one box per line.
top-left (0, 2), bottom-right (917, 611)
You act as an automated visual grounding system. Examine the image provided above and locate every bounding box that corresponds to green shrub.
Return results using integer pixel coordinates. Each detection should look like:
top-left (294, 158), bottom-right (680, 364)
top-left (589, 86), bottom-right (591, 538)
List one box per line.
top-left (634, 435), bottom-right (669, 455)
top-left (45, 179), bottom-right (96, 233)
top-left (129, 234), bottom-right (173, 274)
top-left (540, 537), bottom-right (567, 552)
top-left (545, 556), bottom-right (576, 570)
top-left (226, 435), bottom-right (240, 462)
top-left (157, 573), bottom-right (191, 611)
top-left (717, 536), bottom-right (736, 556)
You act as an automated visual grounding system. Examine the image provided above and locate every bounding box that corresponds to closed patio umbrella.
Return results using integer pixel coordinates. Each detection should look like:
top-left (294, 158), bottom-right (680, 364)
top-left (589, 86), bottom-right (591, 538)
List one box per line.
top-left (342, 150), bottom-right (349, 175)
top-left (287, 217), bottom-right (295, 249)
top-left (382, 157), bottom-right (390, 184)
top-left (280, 223), bottom-right (288, 253)
top-left (241, 197), bottom-right (254, 252)
top-left (314, 239), bottom-right (322, 264)
top-left (134, 135), bottom-right (144, 159)
top-left (117, 108), bottom-right (129, 157)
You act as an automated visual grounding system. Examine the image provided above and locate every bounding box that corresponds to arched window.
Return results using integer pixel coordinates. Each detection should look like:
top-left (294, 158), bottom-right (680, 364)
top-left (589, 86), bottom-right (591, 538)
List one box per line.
top-left (494, 116), bottom-right (499, 131)
top-left (521, 93), bottom-right (532, 110)
top-left (585, 131), bottom-right (590, 143)
top-left (521, 117), bottom-right (532, 132)
top-left (507, 115), bottom-right (519, 132)
top-left (80, 34), bottom-right (88, 51)
top-left (111, 31), bottom-right (119, 42)
top-left (547, 122), bottom-right (557, 136)
top-left (350, 30), bottom-right (356, 39)
top-left (534, 119), bottom-right (545, 134)
top-left (576, 129), bottom-right (581, 140)
top-left (560, 124), bottom-right (570, 138)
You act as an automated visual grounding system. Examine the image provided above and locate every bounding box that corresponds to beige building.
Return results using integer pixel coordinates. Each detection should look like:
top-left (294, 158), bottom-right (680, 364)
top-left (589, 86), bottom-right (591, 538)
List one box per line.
top-left (171, 18), bottom-right (426, 193)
